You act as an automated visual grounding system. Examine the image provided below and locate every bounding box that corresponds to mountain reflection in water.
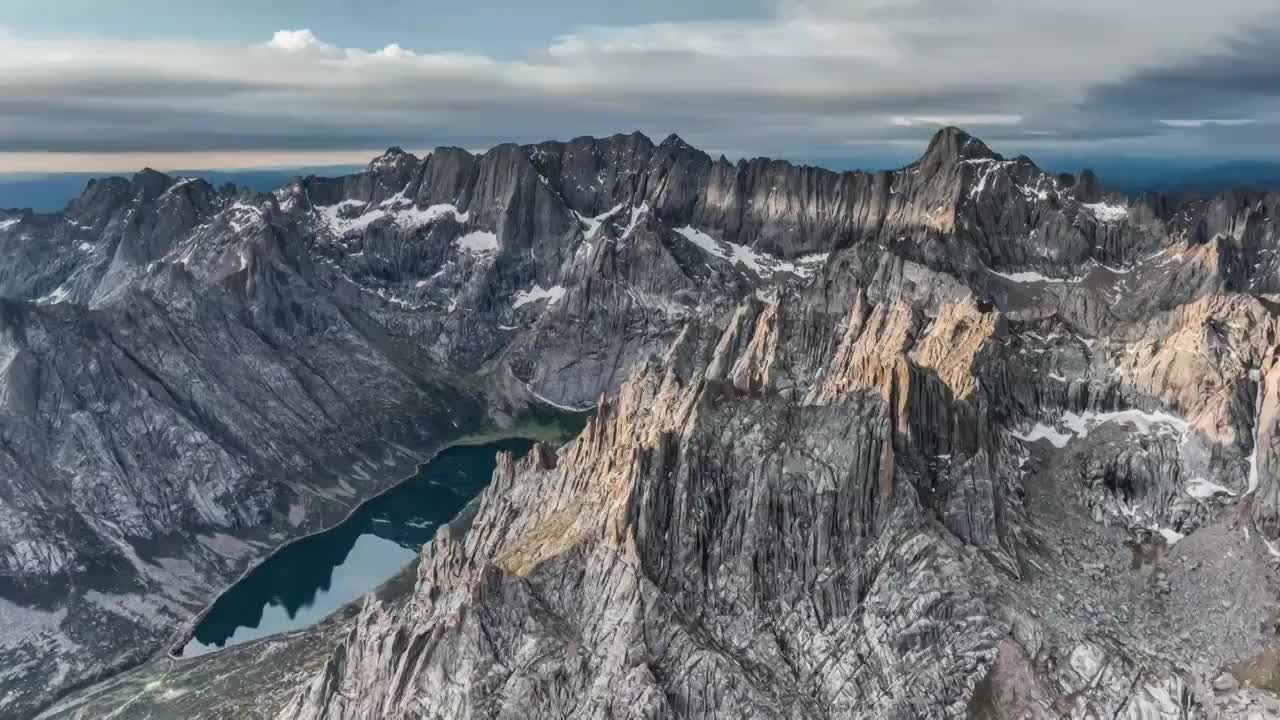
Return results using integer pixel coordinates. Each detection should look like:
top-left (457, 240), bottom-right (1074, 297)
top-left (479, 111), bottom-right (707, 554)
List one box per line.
top-left (179, 437), bottom-right (537, 656)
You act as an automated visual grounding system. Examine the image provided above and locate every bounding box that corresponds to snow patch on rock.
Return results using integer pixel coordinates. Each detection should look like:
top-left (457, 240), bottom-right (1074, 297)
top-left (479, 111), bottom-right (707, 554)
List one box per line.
top-left (1011, 409), bottom-right (1188, 449)
top-left (1083, 202), bottom-right (1129, 223)
top-left (1186, 477), bottom-right (1236, 499)
top-left (35, 284), bottom-right (74, 306)
top-left (455, 231), bottom-right (499, 255)
top-left (524, 382), bottom-right (592, 412)
top-left (396, 203), bottom-right (469, 230)
top-left (1009, 423), bottom-right (1074, 448)
top-left (967, 159), bottom-right (1016, 199)
top-left (318, 196), bottom-right (468, 236)
top-left (513, 284), bottom-right (566, 309)
top-left (622, 204), bottom-right (648, 240)
top-left (1247, 380), bottom-right (1264, 495)
top-left (227, 203), bottom-right (265, 235)
top-left (574, 203), bottom-right (626, 240)
top-left (988, 267), bottom-right (1081, 284)
top-left (1119, 503), bottom-right (1186, 545)
top-left (675, 226), bottom-right (827, 279)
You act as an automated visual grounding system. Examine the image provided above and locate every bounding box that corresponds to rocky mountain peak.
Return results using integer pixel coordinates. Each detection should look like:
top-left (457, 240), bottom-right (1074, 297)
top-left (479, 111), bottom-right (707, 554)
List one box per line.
top-left (367, 146), bottom-right (419, 174)
top-left (659, 132), bottom-right (692, 149)
top-left (656, 133), bottom-right (712, 164)
top-left (66, 175), bottom-right (131, 216)
top-left (129, 167), bottom-right (177, 201)
top-left (1071, 167), bottom-right (1104, 202)
top-left (918, 126), bottom-right (1001, 169)
top-left (624, 129), bottom-right (653, 144)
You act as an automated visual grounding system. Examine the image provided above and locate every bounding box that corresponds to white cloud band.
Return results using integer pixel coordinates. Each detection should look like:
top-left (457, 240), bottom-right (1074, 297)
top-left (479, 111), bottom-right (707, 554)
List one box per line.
top-left (0, 1), bottom-right (1275, 161)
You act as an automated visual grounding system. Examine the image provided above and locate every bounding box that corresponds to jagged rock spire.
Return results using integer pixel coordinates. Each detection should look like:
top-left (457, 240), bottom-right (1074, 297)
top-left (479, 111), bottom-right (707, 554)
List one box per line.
top-left (367, 146), bottom-right (420, 173)
top-left (916, 126), bottom-right (1001, 171)
top-left (1071, 168), bottom-right (1104, 203)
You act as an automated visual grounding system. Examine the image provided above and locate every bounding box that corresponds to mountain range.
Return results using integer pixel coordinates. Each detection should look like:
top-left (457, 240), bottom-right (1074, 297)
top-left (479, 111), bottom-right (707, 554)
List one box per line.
top-left (1, 127), bottom-right (1278, 719)
top-left (0, 167), bottom-right (367, 214)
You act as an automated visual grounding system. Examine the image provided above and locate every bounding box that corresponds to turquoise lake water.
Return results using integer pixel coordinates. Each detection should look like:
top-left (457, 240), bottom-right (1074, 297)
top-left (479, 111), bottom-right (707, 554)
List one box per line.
top-left (178, 437), bottom-right (537, 657)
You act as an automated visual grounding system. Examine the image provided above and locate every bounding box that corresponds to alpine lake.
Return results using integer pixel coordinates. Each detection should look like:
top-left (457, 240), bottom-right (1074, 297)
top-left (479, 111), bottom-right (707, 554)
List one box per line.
top-left (178, 409), bottom-right (590, 657)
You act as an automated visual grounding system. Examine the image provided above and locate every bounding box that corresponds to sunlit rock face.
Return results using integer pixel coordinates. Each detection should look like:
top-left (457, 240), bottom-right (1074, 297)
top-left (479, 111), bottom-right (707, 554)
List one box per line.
top-left (9, 127), bottom-right (1280, 720)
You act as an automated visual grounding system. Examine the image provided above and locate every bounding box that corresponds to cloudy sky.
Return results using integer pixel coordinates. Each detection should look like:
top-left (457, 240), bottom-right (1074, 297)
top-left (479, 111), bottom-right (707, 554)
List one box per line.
top-left (0, 0), bottom-right (1277, 172)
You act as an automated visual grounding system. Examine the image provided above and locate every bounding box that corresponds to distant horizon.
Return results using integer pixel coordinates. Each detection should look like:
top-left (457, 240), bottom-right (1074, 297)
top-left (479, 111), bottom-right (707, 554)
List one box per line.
top-left (0, 150), bottom-right (419, 175)
top-left (2, 129), bottom-right (1278, 178)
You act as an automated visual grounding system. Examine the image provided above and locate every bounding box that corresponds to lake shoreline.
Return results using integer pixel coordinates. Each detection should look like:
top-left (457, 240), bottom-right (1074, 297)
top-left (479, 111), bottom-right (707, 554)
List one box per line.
top-left (166, 411), bottom-right (585, 659)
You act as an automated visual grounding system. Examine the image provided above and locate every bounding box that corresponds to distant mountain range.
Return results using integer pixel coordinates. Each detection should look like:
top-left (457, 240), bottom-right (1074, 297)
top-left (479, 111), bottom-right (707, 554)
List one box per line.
top-left (0, 165), bottom-right (363, 212)
top-left (1038, 158), bottom-right (1280, 197)
top-left (5, 157), bottom-right (1279, 215)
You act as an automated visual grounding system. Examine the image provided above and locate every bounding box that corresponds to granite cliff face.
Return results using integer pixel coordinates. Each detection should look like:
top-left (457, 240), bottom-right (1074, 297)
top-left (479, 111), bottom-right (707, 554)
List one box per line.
top-left (6, 128), bottom-right (1280, 719)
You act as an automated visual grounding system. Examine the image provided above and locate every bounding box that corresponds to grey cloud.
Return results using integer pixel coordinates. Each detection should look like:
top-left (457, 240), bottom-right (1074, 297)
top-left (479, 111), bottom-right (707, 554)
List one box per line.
top-left (0, 77), bottom-right (275, 100)
top-left (1085, 19), bottom-right (1280, 118)
top-left (0, 2), bottom-right (1278, 162)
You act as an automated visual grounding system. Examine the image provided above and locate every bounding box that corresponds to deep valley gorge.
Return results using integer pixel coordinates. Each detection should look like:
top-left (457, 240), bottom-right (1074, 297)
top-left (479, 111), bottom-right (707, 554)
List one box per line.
top-left (1, 127), bottom-right (1279, 719)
